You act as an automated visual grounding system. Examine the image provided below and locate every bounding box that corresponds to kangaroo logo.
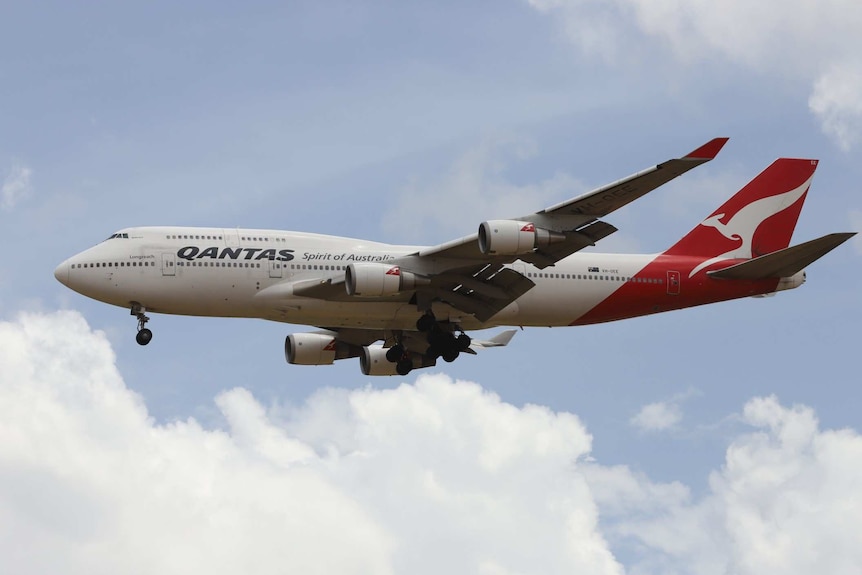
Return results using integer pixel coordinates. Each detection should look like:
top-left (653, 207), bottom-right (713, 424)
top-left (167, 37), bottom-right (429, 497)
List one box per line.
top-left (688, 175), bottom-right (812, 278)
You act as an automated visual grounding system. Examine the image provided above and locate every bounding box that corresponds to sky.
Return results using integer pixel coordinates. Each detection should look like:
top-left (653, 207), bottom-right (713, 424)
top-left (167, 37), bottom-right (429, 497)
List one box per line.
top-left (1, 1), bottom-right (861, 573)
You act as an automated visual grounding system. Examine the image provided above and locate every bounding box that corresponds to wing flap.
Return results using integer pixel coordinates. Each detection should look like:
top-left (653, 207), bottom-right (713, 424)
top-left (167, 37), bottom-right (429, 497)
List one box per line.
top-left (707, 233), bottom-right (856, 280)
top-left (431, 265), bottom-right (535, 321)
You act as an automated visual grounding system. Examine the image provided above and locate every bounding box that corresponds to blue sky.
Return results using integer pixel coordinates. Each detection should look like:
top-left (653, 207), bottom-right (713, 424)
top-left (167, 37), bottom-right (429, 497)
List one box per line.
top-left (2, 2), bottom-right (861, 573)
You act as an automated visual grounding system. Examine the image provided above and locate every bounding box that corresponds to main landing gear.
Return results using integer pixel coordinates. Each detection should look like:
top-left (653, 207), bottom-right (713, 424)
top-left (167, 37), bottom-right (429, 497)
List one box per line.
top-left (384, 313), bottom-right (473, 375)
top-left (417, 312), bottom-right (471, 363)
top-left (131, 304), bottom-right (152, 346)
top-left (385, 343), bottom-right (413, 376)
top-left (416, 320), bottom-right (472, 363)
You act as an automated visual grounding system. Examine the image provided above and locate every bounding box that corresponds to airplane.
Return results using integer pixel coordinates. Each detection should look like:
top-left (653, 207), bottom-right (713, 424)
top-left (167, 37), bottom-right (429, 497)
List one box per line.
top-left (54, 138), bottom-right (855, 376)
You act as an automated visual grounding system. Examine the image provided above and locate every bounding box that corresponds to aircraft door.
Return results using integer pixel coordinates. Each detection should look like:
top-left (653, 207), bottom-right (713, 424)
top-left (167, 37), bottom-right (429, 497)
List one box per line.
top-left (667, 270), bottom-right (680, 295)
top-left (162, 253), bottom-right (176, 276)
top-left (223, 228), bottom-right (240, 247)
top-left (269, 259), bottom-right (284, 279)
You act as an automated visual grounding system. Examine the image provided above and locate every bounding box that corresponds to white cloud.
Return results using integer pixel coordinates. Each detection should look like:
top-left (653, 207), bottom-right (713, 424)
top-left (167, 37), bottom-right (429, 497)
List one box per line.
top-left (382, 136), bottom-right (587, 242)
top-left (630, 389), bottom-right (699, 432)
top-left (524, 0), bottom-right (862, 150)
top-left (4, 310), bottom-right (862, 575)
top-left (0, 310), bottom-right (621, 575)
top-left (1, 162), bottom-right (32, 210)
top-left (630, 401), bottom-right (682, 432)
top-left (809, 63), bottom-right (862, 151)
top-left (598, 395), bottom-right (862, 574)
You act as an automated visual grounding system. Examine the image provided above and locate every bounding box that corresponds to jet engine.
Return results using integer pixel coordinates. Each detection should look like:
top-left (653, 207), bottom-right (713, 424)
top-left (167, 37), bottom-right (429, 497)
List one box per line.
top-left (345, 263), bottom-right (428, 296)
top-left (478, 220), bottom-right (566, 256)
top-left (285, 332), bottom-right (338, 365)
top-left (360, 346), bottom-right (436, 376)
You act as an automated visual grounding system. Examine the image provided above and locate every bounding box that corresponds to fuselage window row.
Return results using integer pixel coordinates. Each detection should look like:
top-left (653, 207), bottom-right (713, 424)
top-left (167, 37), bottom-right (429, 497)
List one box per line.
top-left (73, 262), bottom-right (152, 268)
top-left (71, 261), bottom-right (271, 269)
top-left (525, 271), bottom-right (664, 284)
top-left (166, 235), bottom-right (224, 241)
top-left (164, 235), bottom-right (287, 244)
top-left (177, 262), bottom-right (261, 268)
top-left (290, 264), bottom-right (345, 271)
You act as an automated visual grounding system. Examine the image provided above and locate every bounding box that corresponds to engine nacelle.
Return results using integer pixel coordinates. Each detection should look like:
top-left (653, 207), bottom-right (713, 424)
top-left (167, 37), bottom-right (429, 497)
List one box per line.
top-left (359, 346), bottom-right (436, 376)
top-left (345, 263), bottom-right (428, 296)
top-left (285, 332), bottom-right (337, 365)
top-left (478, 220), bottom-right (565, 256)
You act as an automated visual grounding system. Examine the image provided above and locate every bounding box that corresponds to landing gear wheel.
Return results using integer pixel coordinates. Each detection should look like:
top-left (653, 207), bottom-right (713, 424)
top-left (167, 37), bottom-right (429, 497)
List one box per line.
top-left (441, 347), bottom-right (459, 363)
top-left (386, 344), bottom-right (404, 363)
top-left (136, 328), bottom-right (153, 346)
top-left (131, 304), bottom-right (152, 346)
top-left (396, 359), bottom-right (413, 376)
top-left (456, 333), bottom-right (472, 351)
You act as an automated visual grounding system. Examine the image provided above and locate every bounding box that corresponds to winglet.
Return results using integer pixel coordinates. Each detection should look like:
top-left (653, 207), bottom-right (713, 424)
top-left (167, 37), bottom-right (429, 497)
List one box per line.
top-left (685, 137), bottom-right (729, 160)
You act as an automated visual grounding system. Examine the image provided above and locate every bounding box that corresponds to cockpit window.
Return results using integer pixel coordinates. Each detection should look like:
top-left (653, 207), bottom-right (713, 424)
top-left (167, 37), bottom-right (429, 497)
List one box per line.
top-left (104, 233), bottom-right (130, 241)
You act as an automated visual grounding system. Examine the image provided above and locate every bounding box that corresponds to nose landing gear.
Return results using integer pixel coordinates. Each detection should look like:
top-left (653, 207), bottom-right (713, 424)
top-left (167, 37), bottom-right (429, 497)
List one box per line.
top-left (131, 304), bottom-right (152, 346)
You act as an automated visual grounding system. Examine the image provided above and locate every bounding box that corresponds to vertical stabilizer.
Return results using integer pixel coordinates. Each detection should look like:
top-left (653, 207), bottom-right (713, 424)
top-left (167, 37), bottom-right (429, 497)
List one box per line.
top-left (664, 158), bottom-right (817, 277)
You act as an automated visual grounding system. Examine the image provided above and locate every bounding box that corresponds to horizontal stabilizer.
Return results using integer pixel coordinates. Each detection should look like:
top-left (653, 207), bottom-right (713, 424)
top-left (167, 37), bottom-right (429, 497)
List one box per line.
top-left (708, 233), bottom-right (856, 280)
top-left (470, 329), bottom-right (517, 349)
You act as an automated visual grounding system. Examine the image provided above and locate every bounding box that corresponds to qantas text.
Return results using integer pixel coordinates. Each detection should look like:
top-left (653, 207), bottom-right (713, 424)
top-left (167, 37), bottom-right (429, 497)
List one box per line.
top-left (177, 246), bottom-right (295, 261)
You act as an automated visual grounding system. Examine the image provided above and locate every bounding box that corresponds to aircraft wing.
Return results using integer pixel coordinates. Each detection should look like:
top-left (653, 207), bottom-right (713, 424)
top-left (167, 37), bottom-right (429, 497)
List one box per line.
top-left (415, 137), bottom-right (728, 265)
top-left (264, 138), bottom-right (729, 323)
top-left (383, 138), bottom-right (728, 319)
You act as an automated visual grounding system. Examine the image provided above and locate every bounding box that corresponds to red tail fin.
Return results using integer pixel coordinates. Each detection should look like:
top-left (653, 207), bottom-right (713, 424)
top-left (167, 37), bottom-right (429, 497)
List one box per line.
top-left (664, 158), bottom-right (817, 276)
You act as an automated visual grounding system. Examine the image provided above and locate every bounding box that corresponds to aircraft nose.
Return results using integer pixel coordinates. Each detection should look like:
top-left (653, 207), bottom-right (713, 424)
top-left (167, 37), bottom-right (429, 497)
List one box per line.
top-left (54, 259), bottom-right (70, 286)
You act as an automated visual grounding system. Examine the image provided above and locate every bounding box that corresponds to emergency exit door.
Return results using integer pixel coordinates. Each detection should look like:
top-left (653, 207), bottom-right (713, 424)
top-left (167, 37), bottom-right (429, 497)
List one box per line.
top-left (162, 253), bottom-right (176, 276)
top-left (667, 270), bottom-right (680, 295)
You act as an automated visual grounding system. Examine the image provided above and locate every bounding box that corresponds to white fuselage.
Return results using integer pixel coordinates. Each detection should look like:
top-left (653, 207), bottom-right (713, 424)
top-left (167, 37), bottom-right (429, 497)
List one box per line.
top-left (55, 226), bottom-right (680, 331)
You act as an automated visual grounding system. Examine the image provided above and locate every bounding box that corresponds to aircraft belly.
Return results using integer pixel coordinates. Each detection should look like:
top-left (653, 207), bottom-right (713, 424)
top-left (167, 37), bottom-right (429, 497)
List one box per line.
top-left (263, 300), bottom-right (422, 329)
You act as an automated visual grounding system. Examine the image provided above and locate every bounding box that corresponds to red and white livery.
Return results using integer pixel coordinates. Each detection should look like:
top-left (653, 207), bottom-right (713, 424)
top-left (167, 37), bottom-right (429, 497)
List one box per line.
top-left (54, 139), bottom-right (855, 375)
